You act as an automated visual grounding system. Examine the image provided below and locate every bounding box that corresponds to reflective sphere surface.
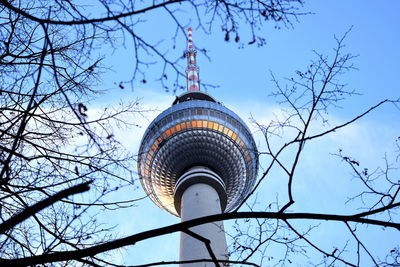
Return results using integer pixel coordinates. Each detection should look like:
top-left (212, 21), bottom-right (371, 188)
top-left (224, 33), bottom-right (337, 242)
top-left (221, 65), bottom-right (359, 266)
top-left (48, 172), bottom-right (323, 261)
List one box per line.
top-left (138, 92), bottom-right (258, 216)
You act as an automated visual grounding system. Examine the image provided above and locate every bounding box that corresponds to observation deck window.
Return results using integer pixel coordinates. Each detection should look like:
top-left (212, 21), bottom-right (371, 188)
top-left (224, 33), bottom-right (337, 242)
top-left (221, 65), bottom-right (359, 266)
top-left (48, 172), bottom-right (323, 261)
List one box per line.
top-left (232, 132), bottom-right (237, 141)
top-left (180, 122), bottom-right (187, 130)
top-left (213, 122), bottom-right (219, 131)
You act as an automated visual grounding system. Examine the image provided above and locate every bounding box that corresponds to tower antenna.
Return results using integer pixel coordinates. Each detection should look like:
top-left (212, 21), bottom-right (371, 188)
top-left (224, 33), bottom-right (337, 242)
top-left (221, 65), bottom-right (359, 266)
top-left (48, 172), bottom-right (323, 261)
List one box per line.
top-left (185, 27), bottom-right (200, 92)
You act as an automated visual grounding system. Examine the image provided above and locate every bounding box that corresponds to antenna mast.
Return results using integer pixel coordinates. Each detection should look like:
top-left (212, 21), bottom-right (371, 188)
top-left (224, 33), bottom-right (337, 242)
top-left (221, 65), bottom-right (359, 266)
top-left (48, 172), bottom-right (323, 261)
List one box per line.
top-left (186, 27), bottom-right (200, 91)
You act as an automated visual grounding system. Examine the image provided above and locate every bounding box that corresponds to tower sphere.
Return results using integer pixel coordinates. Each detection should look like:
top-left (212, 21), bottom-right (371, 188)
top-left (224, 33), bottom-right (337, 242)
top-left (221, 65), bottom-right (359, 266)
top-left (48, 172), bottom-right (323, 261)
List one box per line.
top-left (138, 91), bottom-right (258, 216)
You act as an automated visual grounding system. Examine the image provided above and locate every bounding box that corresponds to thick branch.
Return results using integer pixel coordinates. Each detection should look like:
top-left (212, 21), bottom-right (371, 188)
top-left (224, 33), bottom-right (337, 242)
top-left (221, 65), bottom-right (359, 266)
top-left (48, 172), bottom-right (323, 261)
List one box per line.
top-left (0, 0), bottom-right (182, 25)
top-left (0, 181), bottom-right (92, 234)
top-left (1, 211), bottom-right (398, 266)
top-left (183, 229), bottom-right (220, 267)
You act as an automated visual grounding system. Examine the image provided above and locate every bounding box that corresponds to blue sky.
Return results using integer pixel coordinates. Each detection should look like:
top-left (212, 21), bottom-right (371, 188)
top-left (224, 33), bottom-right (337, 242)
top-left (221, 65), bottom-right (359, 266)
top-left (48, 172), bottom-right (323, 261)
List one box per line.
top-left (90, 0), bottom-right (400, 265)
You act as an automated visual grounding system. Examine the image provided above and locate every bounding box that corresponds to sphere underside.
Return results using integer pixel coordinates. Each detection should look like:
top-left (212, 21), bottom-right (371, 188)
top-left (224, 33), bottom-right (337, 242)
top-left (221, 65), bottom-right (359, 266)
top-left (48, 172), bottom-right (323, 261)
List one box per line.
top-left (138, 98), bottom-right (258, 216)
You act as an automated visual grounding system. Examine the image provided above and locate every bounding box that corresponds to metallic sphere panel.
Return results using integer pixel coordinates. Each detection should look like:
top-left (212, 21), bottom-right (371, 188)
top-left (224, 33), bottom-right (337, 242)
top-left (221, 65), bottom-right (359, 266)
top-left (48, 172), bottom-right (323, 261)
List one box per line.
top-left (138, 99), bottom-right (258, 216)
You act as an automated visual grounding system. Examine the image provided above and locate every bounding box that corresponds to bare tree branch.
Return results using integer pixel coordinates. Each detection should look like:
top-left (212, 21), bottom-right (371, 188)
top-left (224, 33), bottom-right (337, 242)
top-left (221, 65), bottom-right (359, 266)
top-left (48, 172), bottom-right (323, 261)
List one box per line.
top-left (0, 181), bottom-right (92, 234)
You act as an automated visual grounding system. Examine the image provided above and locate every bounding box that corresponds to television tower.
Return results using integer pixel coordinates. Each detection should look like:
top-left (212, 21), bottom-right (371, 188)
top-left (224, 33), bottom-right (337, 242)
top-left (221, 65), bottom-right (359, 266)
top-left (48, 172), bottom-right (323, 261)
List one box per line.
top-left (138, 28), bottom-right (258, 266)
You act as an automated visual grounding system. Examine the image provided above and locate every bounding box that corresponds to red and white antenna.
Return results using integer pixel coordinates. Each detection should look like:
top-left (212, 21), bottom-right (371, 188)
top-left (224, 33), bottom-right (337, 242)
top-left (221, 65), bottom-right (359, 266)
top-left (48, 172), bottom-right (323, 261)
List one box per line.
top-left (186, 27), bottom-right (200, 92)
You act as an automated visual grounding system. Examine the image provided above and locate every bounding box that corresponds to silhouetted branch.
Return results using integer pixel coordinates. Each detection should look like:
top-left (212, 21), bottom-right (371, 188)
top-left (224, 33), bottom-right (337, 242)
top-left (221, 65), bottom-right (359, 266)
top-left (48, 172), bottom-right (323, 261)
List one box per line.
top-left (1, 211), bottom-right (398, 266)
top-left (0, 0), bottom-right (183, 25)
top-left (284, 220), bottom-right (356, 266)
top-left (183, 229), bottom-right (220, 267)
top-left (355, 202), bottom-right (400, 218)
top-left (0, 181), bottom-right (92, 234)
top-left (127, 258), bottom-right (258, 267)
